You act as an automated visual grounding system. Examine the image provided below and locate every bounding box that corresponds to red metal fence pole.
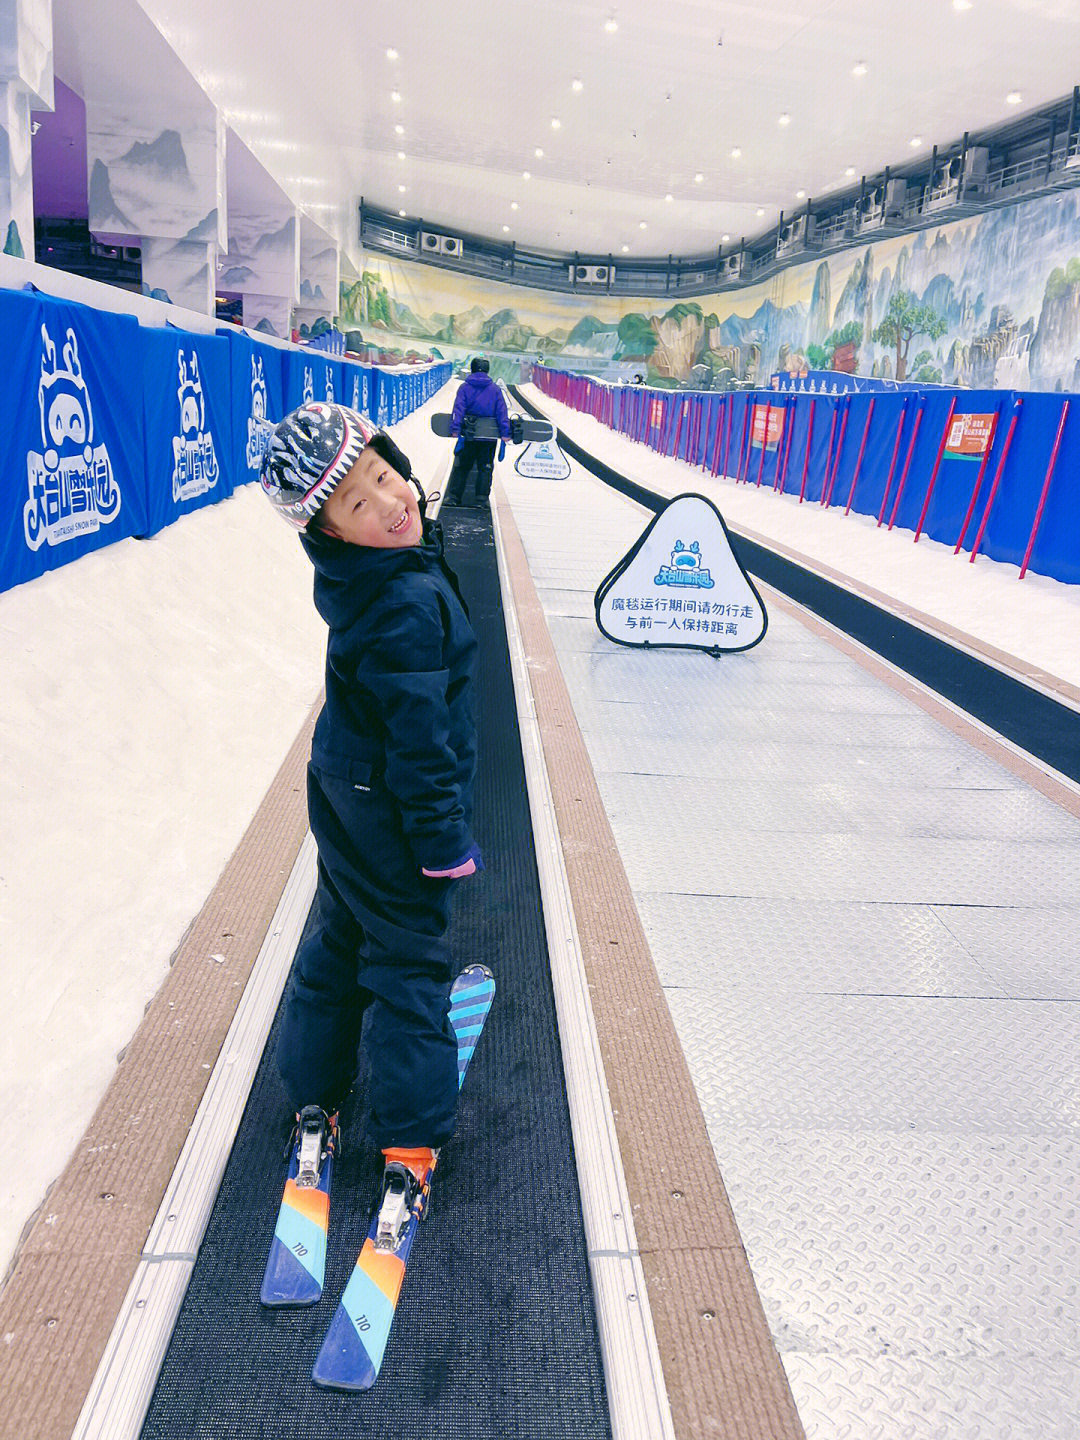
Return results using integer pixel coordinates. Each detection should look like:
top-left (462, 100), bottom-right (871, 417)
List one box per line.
top-left (818, 400), bottom-right (839, 505)
top-left (1019, 398), bottom-right (1070, 579)
top-left (970, 398), bottom-right (1023, 563)
top-left (877, 399), bottom-right (910, 526)
top-left (887, 401), bottom-right (925, 529)
top-left (774, 401), bottom-right (794, 491)
top-left (953, 406), bottom-right (1000, 553)
top-left (735, 399), bottom-right (752, 482)
top-left (913, 396), bottom-right (959, 542)
top-left (822, 398), bottom-right (851, 507)
top-left (709, 398), bottom-right (726, 475)
top-left (797, 399), bottom-right (816, 502)
top-left (722, 395), bottom-right (735, 476)
top-left (844, 397), bottom-right (876, 514)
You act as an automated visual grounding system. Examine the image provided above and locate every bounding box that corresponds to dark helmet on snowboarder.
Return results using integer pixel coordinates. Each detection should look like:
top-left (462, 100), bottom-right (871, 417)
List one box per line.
top-left (260, 401), bottom-right (424, 531)
top-left (470, 356), bottom-right (490, 373)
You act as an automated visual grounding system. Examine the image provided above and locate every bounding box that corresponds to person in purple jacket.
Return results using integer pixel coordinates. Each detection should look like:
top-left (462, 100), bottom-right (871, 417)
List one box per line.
top-left (443, 356), bottom-right (511, 508)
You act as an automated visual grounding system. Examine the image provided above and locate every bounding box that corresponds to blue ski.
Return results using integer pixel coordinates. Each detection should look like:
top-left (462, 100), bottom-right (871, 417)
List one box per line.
top-left (260, 1107), bottom-right (337, 1307)
top-left (311, 964), bottom-right (495, 1390)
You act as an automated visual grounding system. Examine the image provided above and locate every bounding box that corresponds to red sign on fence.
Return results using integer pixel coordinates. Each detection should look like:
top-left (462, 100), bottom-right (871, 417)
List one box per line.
top-left (945, 413), bottom-right (995, 459)
top-left (650, 399), bottom-right (664, 429)
top-left (750, 404), bottom-right (785, 450)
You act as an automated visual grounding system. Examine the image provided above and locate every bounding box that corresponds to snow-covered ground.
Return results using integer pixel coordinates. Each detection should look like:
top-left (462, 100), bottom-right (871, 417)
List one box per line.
top-left (520, 383), bottom-right (1080, 692)
top-left (0, 389), bottom-right (455, 1279)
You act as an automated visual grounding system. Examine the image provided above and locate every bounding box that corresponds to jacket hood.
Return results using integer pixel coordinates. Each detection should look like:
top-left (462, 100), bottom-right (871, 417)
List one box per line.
top-left (300, 519), bottom-right (445, 631)
top-left (464, 372), bottom-right (495, 391)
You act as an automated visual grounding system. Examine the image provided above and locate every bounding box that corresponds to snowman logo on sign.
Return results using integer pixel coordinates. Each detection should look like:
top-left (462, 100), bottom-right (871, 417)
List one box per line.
top-left (23, 323), bottom-right (121, 549)
top-left (171, 349), bottom-right (219, 502)
top-left (246, 355), bottom-right (272, 471)
top-left (654, 539), bottom-right (714, 589)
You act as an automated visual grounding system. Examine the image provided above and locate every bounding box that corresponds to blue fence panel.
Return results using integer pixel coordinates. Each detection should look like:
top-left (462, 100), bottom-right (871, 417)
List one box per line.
top-left (141, 328), bottom-right (237, 537)
top-left (980, 391), bottom-right (1078, 579)
top-left (226, 330), bottom-right (287, 490)
top-left (2, 290), bottom-right (149, 594)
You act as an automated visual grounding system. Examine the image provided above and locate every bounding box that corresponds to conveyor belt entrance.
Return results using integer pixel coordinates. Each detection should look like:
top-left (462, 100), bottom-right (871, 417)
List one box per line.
top-left (140, 508), bottom-right (613, 1439)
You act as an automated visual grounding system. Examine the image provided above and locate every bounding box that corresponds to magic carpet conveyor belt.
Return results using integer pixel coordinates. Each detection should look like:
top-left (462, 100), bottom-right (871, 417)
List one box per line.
top-left (138, 506), bottom-right (613, 1440)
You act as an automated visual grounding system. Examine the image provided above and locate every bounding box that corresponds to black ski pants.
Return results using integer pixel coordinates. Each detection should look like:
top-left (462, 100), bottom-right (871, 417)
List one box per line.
top-left (444, 438), bottom-right (497, 505)
top-left (277, 761), bottom-right (461, 1149)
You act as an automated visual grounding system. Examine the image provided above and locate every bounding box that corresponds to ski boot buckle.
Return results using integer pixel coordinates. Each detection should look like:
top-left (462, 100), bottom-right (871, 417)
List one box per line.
top-left (375, 1162), bottom-right (420, 1252)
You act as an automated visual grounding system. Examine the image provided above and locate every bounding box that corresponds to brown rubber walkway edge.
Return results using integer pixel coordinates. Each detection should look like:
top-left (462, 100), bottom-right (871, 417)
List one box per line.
top-left (0, 700), bottom-right (318, 1440)
top-left (495, 485), bottom-right (805, 1440)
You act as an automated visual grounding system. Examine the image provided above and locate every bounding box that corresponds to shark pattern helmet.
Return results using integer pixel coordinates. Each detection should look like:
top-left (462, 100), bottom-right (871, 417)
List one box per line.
top-left (260, 402), bottom-right (376, 529)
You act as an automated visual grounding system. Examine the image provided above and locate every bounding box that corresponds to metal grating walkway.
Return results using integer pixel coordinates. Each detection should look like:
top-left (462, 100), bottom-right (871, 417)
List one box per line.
top-left (497, 443), bottom-right (1080, 1438)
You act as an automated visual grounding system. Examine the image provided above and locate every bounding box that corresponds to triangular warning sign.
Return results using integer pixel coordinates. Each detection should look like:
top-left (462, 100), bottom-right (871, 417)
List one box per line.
top-left (595, 493), bottom-right (768, 654)
top-left (515, 438), bottom-right (571, 479)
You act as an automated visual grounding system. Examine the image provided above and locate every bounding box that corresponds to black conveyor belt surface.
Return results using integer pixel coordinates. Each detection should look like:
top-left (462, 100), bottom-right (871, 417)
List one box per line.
top-left (509, 384), bottom-right (1080, 785)
top-left (141, 510), bottom-right (612, 1439)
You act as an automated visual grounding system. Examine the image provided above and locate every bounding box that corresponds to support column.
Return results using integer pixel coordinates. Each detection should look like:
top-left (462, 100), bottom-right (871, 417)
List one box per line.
top-left (295, 214), bottom-right (339, 337)
top-left (0, 0), bottom-right (54, 257)
top-left (218, 129), bottom-right (298, 338)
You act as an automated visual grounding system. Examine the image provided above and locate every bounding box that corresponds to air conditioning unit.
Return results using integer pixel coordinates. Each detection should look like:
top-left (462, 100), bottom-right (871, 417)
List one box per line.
top-left (569, 264), bottom-right (613, 284)
top-left (961, 146), bottom-right (989, 193)
top-left (776, 214), bottom-right (817, 256)
top-left (854, 185), bottom-right (886, 232)
top-left (925, 158), bottom-right (962, 212)
top-left (722, 251), bottom-right (745, 279)
top-left (883, 178), bottom-right (908, 217)
top-left (420, 231), bottom-right (463, 256)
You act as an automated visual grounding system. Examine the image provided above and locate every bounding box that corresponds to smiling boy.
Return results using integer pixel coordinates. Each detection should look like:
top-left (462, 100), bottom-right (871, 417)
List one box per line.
top-left (260, 402), bottom-right (481, 1208)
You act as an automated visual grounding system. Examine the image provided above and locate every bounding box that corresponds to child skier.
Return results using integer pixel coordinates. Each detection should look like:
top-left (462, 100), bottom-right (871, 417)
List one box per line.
top-left (259, 401), bottom-right (481, 1214)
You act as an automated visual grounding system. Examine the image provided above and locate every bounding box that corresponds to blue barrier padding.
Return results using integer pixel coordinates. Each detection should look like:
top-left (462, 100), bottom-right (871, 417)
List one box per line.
top-left (225, 330), bottom-right (287, 489)
top-left (342, 362), bottom-right (372, 416)
top-left (141, 328), bottom-right (237, 537)
top-left (1, 289), bottom-right (149, 593)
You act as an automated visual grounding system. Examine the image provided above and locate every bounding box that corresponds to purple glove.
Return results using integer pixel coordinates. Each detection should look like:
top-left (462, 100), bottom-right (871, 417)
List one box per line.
top-left (421, 843), bottom-right (484, 879)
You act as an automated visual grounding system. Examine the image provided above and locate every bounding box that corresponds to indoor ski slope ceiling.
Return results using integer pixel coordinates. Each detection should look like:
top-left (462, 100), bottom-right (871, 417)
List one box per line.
top-left (108, 0), bottom-right (1080, 259)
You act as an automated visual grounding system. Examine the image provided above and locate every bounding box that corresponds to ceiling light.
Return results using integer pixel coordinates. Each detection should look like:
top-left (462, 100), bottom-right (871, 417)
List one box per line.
top-left (852, 61), bottom-right (867, 76)
top-left (1006, 91), bottom-right (1022, 104)
top-left (845, 167), bottom-right (856, 177)
top-left (756, 207), bottom-right (765, 216)
top-left (778, 113), bottom-right (791, 126)
top-left (503, 225), bottom-right (510, 232)
top-left (694, 172), bottom-right (704, 183)
top-left (621, 244), bottom-right (629, 252)
top-left (397, 151), bottom-right (406, 160)
top-left (953, 0), bottom-right (972, 9)
top-left (730, 147), bottom-right (742, 159)
top-left (390, 91), bottom-right (402, 103)
top-left (604, 15), bottom-right (618, 32)
top-left (386, 47), bottom-right (399, 60)
top-left (910, 135), bottom-right (923, 147)
top-left (721, 233), bottom-right (730, 242)
top-left (796, 189), bottom-right (806, 199)
top-left (551, 118), bottom-right (561, 129)
top-left (523, 171), bottom-right (531, 180)
top-left (398, 184), bottom-right (406, 193)
top-left (572, 79), bottom-right (584, 92)
top-left (665, 193), bottom-right (674, 202)
top-left (395, 124), bottom-right (405, 135)
top-left (534, 147), bottom-right (544, 158)
top-left (398, 209), bottom-right (406, 217)
top-left (511, 201), bottom-right (519, 210)
top-left (639, 221), bottom-right (647, 229)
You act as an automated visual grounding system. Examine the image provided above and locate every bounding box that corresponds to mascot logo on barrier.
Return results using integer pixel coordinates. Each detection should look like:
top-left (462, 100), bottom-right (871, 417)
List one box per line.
top-left (324, 367), bottom-right (335, 403)
top-left (171, 349), bottom-right (219, 503)
top-left (352, 373), bottom-right (361, 411)
top-left (245, 355), bottom-right (272, 473)
top-left (302, 366), bottom-right (315, 405)
top-left (24, 324), bottom-right (121, 551)
top-left (654, 539), bottom-right (714, 589)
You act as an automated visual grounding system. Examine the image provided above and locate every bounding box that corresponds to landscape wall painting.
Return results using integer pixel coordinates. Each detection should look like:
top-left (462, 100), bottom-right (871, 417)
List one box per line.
top-left (340, 186), bottom-right (1080, 393)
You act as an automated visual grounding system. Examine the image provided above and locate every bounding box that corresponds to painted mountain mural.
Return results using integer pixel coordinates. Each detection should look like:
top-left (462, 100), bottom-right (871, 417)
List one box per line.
top-left (341, 186), bottom-right (1080, 392)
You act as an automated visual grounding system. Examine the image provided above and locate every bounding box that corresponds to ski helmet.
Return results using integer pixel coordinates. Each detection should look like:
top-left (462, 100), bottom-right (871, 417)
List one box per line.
top-left (260, 402), bottom-right (376, 529)
top-left (470, 356), bottom-right (490, 373)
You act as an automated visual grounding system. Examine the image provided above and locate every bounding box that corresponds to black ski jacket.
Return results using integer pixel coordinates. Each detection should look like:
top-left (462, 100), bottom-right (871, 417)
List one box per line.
top-left (300, 519), bottom-right (478, 870)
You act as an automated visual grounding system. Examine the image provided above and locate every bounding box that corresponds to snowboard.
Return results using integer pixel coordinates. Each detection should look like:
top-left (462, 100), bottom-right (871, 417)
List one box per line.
top-left (430, 413), bottom-right (554, 443)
